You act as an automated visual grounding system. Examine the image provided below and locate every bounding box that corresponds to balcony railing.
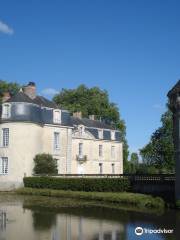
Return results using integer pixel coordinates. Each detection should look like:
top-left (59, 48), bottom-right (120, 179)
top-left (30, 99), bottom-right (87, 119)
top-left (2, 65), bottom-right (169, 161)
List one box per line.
top-left (76, 155), bottom-right (87, 163)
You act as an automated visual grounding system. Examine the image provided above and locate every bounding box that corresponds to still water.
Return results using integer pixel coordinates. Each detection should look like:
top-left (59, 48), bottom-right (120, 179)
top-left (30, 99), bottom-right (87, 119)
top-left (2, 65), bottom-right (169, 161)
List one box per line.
top-left (0, 195), bottom-right (178, 240)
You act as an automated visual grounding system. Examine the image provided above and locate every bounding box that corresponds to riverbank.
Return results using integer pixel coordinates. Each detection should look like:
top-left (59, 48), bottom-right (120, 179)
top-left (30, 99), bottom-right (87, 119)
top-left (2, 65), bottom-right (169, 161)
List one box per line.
top-left (16, 187), bottom-right (165, 212)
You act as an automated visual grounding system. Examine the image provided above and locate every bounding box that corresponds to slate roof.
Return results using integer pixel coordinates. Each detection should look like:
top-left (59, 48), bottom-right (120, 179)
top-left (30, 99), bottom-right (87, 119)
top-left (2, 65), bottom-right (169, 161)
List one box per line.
top-left (4, 91), bottom-right (116, 131)
top-left (71, 117), bottom-right (114, 130)
top-left (6, 92), bottom-right (58, 109)
top-left (33, 96), bottom-right (58, 108)
top-left (6, 92), bottom-right (34, 104)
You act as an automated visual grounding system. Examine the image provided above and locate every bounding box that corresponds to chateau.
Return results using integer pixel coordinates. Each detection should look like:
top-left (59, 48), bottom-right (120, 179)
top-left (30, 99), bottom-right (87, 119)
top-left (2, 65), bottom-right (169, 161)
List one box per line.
top-left (0, 82), bottom-right (123, 189)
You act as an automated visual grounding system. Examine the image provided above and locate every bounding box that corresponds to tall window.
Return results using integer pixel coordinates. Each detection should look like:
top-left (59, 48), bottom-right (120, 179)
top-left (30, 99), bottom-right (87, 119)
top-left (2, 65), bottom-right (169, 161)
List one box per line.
top-left (99, 163), bottom-right (103, 174)
top-left (99, 145), bottom-right (103, 157)
top-left (79, 143), bottom-right (83, 156)
top-left (2, 128), bottom-right (9, 147)
top-left (54, 132), bottom-right (60, 150)
top-left (0, 157), bottom-right (8, 175)
top-left (111, 146), bottom-right (115, 158)
top-left (112, 163), bottom-right (115, 174)
top-left (53, 110), bottom-right (61, 124)
top-left (2, 104), bottom-right (11, 118)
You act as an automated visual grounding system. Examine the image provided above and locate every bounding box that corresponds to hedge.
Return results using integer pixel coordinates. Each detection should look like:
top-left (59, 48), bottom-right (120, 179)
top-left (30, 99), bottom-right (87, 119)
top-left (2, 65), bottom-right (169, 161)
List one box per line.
top-left (23, 177), bottom-right (130, 192)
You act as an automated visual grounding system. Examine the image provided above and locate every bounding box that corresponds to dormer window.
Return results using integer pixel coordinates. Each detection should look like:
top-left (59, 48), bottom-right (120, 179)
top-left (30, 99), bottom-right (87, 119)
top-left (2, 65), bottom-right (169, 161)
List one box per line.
top-left (53, 109), bottom-right (61, 124)
top-left (111, 130), bottom-right (115, 140)
top-left (2, 104), bottom-right (11, 119)
top-left (98, 129), bottom-right (103, 139)
top-left (79, 125), bottom-right (84, 136)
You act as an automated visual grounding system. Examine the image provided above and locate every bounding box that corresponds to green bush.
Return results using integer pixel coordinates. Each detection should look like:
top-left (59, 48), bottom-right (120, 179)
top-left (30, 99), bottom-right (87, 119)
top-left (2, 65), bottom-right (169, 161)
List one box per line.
top-left (23, 177), bottom-right (130, 192)
top-left (33, 154), bottom-right (58, 175)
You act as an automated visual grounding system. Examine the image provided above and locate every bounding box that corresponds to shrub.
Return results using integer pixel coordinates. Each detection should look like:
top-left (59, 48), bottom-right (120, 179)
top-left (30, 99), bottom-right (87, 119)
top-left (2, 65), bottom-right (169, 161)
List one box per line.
top-left (23, 177), bottom-right (130, 192)
top-left (33, 154), bottom-right (58, 175)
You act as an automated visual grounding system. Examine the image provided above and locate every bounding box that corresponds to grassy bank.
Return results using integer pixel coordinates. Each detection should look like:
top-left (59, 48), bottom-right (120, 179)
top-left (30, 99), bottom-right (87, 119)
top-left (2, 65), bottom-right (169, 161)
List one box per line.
top-left (16, 187), bottom-right (165, 211)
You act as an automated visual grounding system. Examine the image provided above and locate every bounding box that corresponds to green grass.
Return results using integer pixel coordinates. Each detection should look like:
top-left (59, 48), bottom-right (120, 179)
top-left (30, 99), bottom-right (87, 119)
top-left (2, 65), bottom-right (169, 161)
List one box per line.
top-left (16, 187), bottom-right (165, 210)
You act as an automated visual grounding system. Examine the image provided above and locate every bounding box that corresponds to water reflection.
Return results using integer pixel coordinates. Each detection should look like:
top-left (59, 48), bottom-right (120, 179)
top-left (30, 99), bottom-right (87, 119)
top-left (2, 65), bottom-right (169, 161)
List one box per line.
top-left (0, 211), bottom-right (6, 231)
top-left (32, 213), bottom-right (123, 240)
top-left (0, 205), bottom-right (123, 240)
top-left (0, 195), bottom-right (178, 240)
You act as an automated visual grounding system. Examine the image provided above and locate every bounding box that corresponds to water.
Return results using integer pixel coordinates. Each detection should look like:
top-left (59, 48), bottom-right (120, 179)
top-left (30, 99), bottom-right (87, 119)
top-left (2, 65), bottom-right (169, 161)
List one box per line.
top-left (0, 195), bottom-right (178, 240)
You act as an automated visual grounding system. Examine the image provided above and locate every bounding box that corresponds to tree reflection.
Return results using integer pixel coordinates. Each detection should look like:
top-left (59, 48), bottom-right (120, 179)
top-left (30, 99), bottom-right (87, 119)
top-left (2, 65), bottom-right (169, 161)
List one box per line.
top-left (32, 211), bottom-right (56, 230)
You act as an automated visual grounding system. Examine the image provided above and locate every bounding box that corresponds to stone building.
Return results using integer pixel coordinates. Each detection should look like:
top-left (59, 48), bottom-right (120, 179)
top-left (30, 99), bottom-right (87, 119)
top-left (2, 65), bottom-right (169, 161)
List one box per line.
top-left (0, 82), bottom-right (123, 189)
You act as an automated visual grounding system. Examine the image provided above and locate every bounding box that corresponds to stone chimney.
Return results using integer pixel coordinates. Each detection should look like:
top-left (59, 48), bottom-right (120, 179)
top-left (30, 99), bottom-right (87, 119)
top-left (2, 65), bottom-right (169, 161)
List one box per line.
top-left (73, 111), bottom-right (82, 119)
top-left (23, 82), bottom-right (36, 99)
top-left (89, 115), bottom-right (95, 120)
top-left (2, 92), bottom-right (11, 102)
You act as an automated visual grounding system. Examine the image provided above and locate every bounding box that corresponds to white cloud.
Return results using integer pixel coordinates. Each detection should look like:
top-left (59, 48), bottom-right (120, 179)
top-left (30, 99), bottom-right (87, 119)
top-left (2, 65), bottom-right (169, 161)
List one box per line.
top-left (0, 20), bottom-right (14, 35)
top-left (41, 88), bottom-right (59, 97)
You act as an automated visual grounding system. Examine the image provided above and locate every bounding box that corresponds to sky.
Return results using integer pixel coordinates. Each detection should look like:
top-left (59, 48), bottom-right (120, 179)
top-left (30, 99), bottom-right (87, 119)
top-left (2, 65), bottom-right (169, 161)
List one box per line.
top-left (0, 0), bottom-right (180, 155)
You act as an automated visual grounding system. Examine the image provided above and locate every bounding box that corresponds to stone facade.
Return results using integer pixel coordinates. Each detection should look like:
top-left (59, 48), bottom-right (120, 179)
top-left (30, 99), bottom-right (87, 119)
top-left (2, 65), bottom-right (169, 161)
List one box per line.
top-left (0, 82), bottom-right (123, 189)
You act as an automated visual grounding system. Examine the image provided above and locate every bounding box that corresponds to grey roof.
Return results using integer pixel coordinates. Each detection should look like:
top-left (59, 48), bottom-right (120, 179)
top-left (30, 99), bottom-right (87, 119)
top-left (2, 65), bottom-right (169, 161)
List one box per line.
top-left (33, 96), bottom-right (58, 108)
top-left (71, 117), bottom-right (114, 130)
top-left (6, 92), bottom-right (58, 109)
top-left (6, 92), bottom-right (34, 104)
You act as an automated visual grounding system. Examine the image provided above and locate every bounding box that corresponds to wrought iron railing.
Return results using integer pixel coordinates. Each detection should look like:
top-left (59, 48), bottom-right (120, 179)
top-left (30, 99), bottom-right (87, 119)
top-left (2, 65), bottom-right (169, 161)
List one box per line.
top-left (33, 173), bottom-right (175, 181)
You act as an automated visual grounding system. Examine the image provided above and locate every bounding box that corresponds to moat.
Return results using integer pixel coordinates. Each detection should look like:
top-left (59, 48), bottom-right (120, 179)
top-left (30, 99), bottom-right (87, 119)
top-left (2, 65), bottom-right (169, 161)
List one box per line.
top-left (0, 194), bottom-right (179, 240)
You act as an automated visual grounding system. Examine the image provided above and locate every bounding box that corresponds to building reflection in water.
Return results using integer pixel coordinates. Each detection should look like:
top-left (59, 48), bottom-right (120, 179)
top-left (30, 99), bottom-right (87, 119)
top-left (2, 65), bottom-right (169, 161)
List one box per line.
top-left (49, 214), bottom-right (123, 240)
top-left (0, 211), bottom-right (7, 231)
top-left (0, 205), bottom-right (124, 240)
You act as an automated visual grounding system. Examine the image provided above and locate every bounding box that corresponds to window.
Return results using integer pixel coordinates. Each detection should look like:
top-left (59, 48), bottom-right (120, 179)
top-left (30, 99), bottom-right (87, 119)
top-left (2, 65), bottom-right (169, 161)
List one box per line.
top-left (99, 145), bottom-right (103, 157)
top-left (112, 163), bottom-right (115, 174)
top-left (99, 163), bottom-right (103, 174)
top-left (2, 104), bottom-right (11, 118)
top-left (111, 130), bottom-right (115, 140)
top-left (53, 110), bottom-right (61, 124)
top-left (79, 143), bottom-right (83, 156)
top-left (79, 126), bottom-right (83, 136)
top-left (0, 157), bottom-right (8, 175)
top-left (111, 146), bottom-right (115, 158)
top-left (98, 129), bottom-right (103, 139)
top-left (2, 128), bottom-right (9, 147)
top-left (54, 132), bottom-right (60, 150)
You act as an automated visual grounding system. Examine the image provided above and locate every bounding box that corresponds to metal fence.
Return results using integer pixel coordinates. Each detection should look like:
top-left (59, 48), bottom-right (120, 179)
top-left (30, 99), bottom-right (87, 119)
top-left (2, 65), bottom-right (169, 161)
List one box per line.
top-left (34, 173), bottom-right (175, 181)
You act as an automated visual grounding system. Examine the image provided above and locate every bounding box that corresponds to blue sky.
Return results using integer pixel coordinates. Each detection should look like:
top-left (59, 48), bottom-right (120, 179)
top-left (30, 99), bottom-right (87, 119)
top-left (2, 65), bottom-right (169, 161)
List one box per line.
top-left (0, 0), bottom-right (180, 155)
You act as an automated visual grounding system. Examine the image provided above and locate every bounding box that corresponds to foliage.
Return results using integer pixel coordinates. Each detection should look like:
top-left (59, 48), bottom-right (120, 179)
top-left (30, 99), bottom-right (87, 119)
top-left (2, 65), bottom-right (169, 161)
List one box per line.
top-left (53, 84), bottom-right (129, 166)
top-left (17, 187), bottom-right (165, 210)
top-left (33, 154), bottom-right (58, 175)
top-left (130, 152), bottom-right (139, 165)
top-left (124, 152), bottom-right (139, 174)
top-left (0, 80), bottom-right (20, 102)
top-left (136, 164), bottom-right (159, 174)
top-left (140, 108), bottom-right (175, 173)
top-left (23, 176), bottom-right (130, 192)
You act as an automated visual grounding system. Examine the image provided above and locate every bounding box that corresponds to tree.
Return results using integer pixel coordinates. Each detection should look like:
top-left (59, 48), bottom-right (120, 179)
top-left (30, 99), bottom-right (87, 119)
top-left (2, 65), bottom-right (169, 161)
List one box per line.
top-left (140, 107), bottom-right (175, 173)
top-left (33, 153), bottom-right (58, 175)
top-left (124, 152), bottom-right (139, 174)
top-left (0, 80), bottom-right (20, 102)
top-left (130, 152), bottom-right (139, 165)
top-left (53, 85), bottom-right (129, 166)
